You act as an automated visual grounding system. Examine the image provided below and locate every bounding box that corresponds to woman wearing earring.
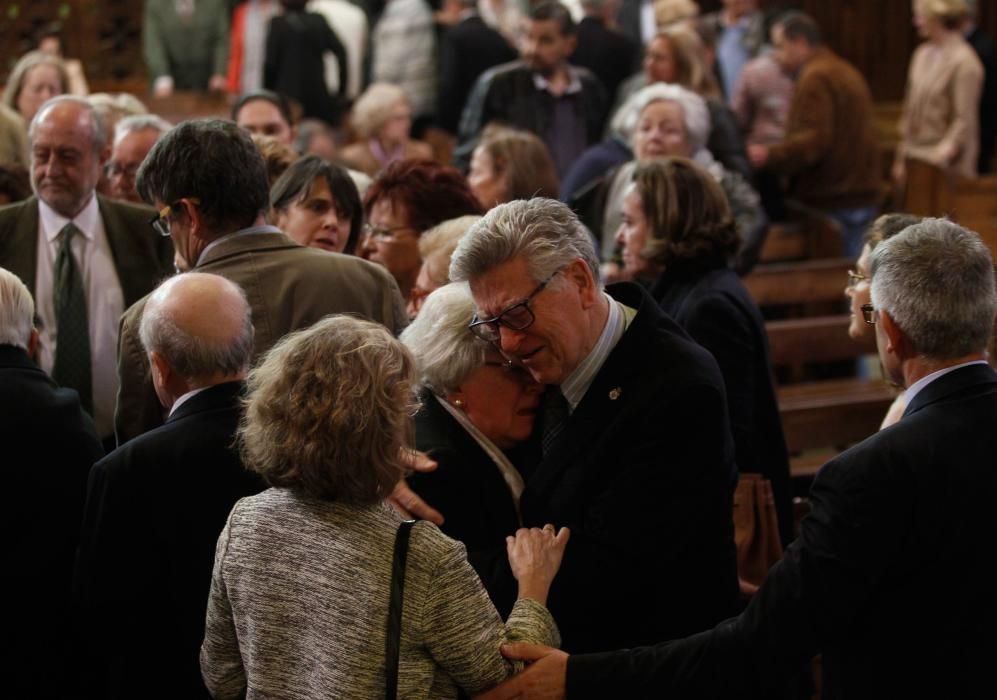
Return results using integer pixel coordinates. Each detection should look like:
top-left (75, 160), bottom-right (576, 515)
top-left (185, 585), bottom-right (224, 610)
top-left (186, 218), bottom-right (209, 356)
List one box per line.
top-left (401, 282), bottom-right (544, 615)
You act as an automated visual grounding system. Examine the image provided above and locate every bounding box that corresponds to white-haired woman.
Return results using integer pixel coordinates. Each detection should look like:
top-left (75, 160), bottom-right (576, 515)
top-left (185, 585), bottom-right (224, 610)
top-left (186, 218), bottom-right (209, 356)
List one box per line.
top-left (201, 315), bottom-right (567, 699)
top-left (401, 283), bottom-right (545, 616)
top-left (340, 83), bottom-right (435, 176)
top-left (589, 83), bottom-right (766, 276)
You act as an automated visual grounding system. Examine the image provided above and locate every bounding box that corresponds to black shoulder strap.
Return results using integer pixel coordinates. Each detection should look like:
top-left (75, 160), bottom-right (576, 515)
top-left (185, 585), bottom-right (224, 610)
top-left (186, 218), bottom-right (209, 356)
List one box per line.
top-left (385, 519), bottom-right (416, 699)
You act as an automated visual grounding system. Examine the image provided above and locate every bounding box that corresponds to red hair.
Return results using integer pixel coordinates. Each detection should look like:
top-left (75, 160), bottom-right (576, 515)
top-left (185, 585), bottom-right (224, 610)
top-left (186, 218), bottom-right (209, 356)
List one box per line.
top-left (364, 159), bottom-right (483, 234)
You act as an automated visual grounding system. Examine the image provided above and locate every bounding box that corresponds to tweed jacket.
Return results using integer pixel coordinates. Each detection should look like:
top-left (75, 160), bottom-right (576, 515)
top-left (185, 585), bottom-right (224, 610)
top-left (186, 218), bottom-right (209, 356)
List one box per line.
top-left (114, 229), bottom-right (407, 443)
top-left (201, 492), bottom-right (559, 698)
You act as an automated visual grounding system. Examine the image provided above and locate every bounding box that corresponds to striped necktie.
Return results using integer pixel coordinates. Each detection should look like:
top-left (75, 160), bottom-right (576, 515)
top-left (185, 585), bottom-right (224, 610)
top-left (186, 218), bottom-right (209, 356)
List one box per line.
top-left (541, 386), bottom-right (570, 456)
top-left (52, 222), bottom-right (93, 414)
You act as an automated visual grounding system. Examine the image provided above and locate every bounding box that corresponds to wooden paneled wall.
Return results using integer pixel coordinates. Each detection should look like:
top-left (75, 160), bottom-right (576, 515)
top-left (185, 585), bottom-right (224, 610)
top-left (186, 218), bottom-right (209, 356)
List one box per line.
top-left (0, 0), bottom-right (146, 90)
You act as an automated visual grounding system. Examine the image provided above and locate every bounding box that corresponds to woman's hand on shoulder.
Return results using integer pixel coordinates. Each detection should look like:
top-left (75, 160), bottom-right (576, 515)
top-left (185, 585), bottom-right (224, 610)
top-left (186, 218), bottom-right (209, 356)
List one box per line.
top-left (507, 525), bottom-right (570, 604)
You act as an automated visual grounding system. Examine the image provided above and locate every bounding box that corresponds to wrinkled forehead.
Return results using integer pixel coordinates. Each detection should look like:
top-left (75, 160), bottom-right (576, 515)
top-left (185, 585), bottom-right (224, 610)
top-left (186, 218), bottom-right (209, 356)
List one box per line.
top-left (468, 257), bottom-right (539, 317)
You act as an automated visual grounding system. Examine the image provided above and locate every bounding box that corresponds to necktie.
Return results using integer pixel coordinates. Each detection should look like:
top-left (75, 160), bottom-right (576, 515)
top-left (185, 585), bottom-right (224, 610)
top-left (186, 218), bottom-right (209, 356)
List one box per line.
top-left (52, 222), bottom-right (93, 414)
top-left (541, 386), bottom-right (570, 456)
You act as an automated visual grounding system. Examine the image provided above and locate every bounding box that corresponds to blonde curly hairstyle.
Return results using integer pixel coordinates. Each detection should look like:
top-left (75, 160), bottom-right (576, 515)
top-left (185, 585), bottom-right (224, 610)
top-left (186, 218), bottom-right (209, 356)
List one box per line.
top-left (239, 315), bottom-right (417, 504)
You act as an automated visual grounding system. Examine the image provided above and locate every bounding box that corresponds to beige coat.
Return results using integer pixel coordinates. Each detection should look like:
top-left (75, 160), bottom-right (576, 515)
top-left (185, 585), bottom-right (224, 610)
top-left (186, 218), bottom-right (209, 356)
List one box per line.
top-left (898, 35), bottom-right (984, 179)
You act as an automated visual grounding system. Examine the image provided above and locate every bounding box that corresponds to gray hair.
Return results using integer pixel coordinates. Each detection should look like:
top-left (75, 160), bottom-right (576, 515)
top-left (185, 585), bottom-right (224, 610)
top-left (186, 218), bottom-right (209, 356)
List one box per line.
top-left (622, 83), bottom-right (711, 155)
top-left (29, 95), bottom-right (107, 152)
top-left (449, 198), bottom-right (601, 287)
top-left (400, 282), bottom-right (489, 396)
top-left (871, 218), bottom-right (997, 359)
top-left (114, 114), bottom-right (173, 147)
top-left (0, 267), bottom-right (34, 349)
top-left (139, 273), bottom-right (255, 381)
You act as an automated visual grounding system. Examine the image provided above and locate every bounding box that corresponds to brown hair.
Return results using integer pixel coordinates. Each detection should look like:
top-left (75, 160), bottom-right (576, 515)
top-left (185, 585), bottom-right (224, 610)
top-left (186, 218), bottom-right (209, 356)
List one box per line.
top-left (251, 133), bottom-right (298, 187)
top-left (632, 157), bottom-right (739, 266)
top-left (238, 316), bottom-right (417, 504)
top-left (479, 127), bottom-right (560, 202)
top-left (864, 213), bottom-right (923, 252)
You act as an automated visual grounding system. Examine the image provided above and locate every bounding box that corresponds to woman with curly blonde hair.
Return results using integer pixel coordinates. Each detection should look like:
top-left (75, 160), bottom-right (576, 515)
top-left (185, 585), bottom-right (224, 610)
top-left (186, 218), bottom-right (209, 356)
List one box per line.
top-left (201, 315), bottom-right (568, 699)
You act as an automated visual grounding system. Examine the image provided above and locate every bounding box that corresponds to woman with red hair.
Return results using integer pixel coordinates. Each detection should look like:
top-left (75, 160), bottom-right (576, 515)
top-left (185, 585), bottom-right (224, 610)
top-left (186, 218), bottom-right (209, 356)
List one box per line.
top-left (361, 159), bottom-right (483, 301)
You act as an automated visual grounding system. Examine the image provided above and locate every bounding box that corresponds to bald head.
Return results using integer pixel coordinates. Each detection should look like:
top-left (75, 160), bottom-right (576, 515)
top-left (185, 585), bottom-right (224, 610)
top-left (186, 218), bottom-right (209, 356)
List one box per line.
top-left (139, 273), bottom-right (254, 406)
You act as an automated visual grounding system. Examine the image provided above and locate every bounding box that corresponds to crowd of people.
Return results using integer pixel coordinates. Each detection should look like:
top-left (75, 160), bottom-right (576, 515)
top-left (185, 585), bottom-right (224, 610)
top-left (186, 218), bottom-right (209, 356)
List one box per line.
top-left (2, 0), bottom-right (997, 698)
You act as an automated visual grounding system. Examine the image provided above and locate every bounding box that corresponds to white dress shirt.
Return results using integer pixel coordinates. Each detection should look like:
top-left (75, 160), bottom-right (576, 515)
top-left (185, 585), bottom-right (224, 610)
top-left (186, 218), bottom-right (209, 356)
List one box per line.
top-left (35, 195), bottom-right (124, 437)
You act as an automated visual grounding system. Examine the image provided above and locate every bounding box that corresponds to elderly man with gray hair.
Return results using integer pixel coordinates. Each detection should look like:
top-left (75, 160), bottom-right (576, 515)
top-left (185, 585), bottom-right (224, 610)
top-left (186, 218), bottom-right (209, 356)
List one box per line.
top-left (478, 218), bottom-right (997, 700)
top-left (75, 272), bottom-right (263, 700)
top-left (2, 265), bottom-right (103, 699)
top-left (400, 197), bottom-right (739, 652)
top-left (0, 95), bottom-right (172, 447)
top-left (106, 113), bottom-right (173, 203)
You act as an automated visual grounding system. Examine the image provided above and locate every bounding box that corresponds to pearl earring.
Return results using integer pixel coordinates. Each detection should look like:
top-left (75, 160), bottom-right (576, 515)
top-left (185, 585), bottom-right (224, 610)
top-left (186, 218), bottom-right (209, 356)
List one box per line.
top-left (454, 398), bottom-right (465, 408)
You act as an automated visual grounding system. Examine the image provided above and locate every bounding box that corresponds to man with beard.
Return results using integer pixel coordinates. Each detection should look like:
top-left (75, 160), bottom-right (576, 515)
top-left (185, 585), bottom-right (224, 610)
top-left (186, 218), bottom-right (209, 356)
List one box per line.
top-left (456, 1), bottom-right (608, 177)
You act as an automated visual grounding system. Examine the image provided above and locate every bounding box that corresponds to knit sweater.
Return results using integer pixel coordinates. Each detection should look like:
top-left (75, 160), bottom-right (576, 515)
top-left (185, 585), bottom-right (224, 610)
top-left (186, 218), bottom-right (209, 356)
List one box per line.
top-left (766, 47), bottom-right (881, 210)
top-left (201, 489), bottom-right (559, 699)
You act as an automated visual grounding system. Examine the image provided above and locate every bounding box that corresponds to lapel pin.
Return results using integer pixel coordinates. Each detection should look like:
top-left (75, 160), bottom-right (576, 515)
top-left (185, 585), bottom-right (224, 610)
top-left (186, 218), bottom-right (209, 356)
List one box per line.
top-left (608, 387), bottom-right (622, 401)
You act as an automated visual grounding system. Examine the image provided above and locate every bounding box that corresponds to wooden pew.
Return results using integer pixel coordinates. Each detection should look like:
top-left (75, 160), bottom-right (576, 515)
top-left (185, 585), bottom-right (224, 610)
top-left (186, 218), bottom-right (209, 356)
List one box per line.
top-left (747, 261), bottom-right (896, 486)
top-left (896, 160), bottom-right (997, 257)
top-left (766, 315), bottom-right (874, 366)
top-left (766, 315), bottom-right (896, 481)
top-left (759, 214), bottom-right (845, 265)
top-left (744, 258), bottom-right (852, 309)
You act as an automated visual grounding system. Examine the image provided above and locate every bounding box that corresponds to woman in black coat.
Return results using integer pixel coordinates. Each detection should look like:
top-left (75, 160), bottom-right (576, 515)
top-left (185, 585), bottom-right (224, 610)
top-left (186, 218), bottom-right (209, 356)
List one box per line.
top-left (264, 0), bottom-right (348, 125)
top-left (614, 156), bottom-right (793, 546)
top-left (400, 282), bottom-right (544, 615)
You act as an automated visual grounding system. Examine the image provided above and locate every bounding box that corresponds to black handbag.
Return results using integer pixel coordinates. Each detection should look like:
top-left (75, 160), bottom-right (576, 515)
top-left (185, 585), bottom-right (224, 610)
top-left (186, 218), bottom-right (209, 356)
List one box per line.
top-left (385, 519), bottom-right (416, 699)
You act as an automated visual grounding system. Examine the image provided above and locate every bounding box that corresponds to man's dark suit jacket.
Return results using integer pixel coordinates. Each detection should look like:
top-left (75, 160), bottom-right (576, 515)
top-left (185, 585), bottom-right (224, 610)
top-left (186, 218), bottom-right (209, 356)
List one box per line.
top-left (567, 363), bottom-right (997, 699)
top-left (2, 344), bottom-right (103, 699)
top-left (409, 390), bottom-right (522, 616)
top-left (437, 14), bottom-right (517, 134)
top-left (0, 195), bottom-right (174, 312)
top-left (75, 381), bottom-right (263, 700)
top-left (498, 282), bottom-right (739, 654)
top-left (651, 258), bottom-right (792, 545)
top-left (570, 16), bottom-right (639, 104)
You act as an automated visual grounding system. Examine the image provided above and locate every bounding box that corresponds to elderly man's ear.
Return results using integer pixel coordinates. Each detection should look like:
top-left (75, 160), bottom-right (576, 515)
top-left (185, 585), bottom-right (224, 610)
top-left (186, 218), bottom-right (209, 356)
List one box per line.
top-left (563, 258), bottom-right (599, 309)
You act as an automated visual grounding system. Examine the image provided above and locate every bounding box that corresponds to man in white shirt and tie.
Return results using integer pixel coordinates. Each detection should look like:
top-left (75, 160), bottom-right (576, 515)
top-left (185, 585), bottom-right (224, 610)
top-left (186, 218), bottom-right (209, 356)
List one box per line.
top-left (0, 96), bottom-right (173, 446)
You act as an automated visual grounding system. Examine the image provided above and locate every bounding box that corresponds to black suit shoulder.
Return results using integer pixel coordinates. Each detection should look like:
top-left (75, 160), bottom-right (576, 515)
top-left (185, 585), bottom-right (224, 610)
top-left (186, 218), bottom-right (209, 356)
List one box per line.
top-left (3, 346), bottom-right (102, 698)
top-left (410, 392), bottom-right (520, 551)
top-left (76, 382), bottom-right (261, 699)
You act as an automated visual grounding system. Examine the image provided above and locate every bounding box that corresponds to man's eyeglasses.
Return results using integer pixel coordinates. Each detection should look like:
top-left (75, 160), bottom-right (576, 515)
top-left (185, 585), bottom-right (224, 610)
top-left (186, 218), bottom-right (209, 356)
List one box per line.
top-left (468, 272), bottom-right (557, 343)
top-left (861, 303), bottom-right (878, 325)
top-left (106, 162), bottom-right (140, 180)
top-left (363, 222), bottom-right (415, 241)
top-left (846, 269), bottom-right (868, 289)
top-left (149, 201), bottom-right (181, 237)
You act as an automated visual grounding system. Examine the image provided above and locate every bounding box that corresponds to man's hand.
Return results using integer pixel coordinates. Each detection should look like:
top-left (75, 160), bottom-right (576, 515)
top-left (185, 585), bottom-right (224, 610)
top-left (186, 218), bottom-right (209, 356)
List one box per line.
top-left (474, 644), bottom-right (569, 700)
top-left (747, 143), bottom-right (770, 169)
top-left (208, 74), bottom-right (228, 92)
top-left (388, 449), bottom-right (444, 524)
